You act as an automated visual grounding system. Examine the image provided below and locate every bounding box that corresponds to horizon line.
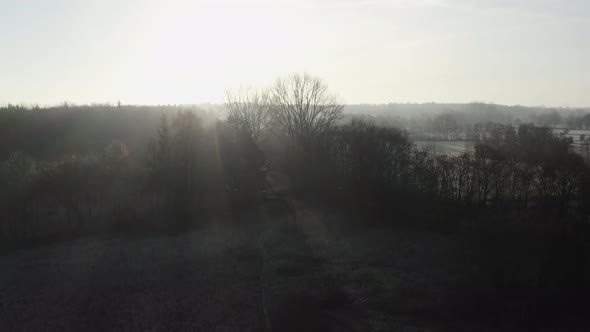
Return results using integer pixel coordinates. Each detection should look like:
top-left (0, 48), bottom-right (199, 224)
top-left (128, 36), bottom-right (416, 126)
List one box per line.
top-left (2, 101), bottom-right (590, 110)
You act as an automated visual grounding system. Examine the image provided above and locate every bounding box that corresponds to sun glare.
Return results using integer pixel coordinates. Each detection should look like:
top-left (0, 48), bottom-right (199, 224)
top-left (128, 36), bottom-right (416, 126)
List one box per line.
top-left (126, 1), bottom-right (302, 104)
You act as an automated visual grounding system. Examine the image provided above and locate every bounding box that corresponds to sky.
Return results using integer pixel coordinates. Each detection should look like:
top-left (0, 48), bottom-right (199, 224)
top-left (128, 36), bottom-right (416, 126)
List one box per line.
top-left (0, 0), bottom-right (589, 107)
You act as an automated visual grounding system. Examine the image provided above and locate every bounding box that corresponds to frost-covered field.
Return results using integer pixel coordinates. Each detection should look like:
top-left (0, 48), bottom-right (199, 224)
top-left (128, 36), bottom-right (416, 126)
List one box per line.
top-left (0, 204), bottom-right (496, 332)
top-left (414, 141), bottom-right (475, 155)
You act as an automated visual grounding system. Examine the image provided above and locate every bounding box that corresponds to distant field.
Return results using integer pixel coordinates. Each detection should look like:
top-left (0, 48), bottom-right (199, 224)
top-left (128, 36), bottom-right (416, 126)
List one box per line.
top-left (554, 129), bottom-right (590, 142)
top-left (414, 141), bottom-right (474, 155)
top-left (415, 135), bottom-right (590, 161)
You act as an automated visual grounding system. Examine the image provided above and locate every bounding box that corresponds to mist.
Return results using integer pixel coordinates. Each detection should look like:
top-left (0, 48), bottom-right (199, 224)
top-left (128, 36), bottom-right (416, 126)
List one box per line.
top-left (2, 1), bottom-right (590, 331)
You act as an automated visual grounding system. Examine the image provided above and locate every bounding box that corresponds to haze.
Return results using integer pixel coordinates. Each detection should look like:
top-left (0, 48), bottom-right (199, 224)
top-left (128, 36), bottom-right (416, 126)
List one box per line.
top-left (1, 0), bottom-right (589, 106)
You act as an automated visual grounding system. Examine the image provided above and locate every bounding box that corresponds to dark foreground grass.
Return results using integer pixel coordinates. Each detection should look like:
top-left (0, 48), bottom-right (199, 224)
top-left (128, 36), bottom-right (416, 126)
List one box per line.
top-left (1, 203), bottom-right (589, 331)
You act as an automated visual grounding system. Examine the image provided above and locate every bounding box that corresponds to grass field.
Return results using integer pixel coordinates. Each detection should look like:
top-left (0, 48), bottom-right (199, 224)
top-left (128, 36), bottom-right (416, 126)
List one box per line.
top-left (414, 141), bottom-right (474, 155)
top-left (2, 200), bottom-right (544, 332)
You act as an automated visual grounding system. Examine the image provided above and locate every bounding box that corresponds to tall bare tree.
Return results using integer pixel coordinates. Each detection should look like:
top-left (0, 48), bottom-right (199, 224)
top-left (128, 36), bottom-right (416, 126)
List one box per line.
top-left (225, 86), bottom-right (272, 142)
top-left (271, 73), bottom-right (343, 144)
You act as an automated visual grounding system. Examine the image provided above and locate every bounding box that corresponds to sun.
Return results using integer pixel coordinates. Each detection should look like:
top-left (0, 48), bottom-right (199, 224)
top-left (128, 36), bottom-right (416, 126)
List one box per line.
top-left (126, 1), bottom-right (297, 104)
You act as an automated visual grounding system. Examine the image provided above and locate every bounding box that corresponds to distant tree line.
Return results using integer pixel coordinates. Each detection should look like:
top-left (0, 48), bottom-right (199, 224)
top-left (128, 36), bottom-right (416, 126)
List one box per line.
top-left (342, 103), bottom-right (590, 136)
top-left (280, 122), bottom-right (587, 214)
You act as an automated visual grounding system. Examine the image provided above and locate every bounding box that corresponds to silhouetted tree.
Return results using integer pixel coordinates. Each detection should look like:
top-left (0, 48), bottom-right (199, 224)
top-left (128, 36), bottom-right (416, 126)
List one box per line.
top-left (271, 73), bottom-right (343, 147)
top-left (225, 86), bottom-right (272, 142)
top-left (216, 122), bottom-right (265, 210)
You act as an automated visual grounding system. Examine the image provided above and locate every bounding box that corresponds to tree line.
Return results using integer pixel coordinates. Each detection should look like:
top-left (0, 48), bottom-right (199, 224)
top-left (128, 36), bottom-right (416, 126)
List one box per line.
top-left (1, 73), bottom-right (589, 247)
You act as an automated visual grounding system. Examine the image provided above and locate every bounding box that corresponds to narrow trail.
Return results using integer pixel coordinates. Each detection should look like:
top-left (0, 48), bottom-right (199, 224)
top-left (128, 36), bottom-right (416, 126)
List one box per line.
top-left (257, 168), bottom-right (291, 332)
top-left (258, 229), bottom-right (272, 332)
top-left (257, 169), bottom-right (369, 332)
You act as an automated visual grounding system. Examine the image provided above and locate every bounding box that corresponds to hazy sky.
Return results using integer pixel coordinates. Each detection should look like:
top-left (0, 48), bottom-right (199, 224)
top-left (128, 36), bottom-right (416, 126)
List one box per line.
top-left (1, 0), bottom-right (589, 106)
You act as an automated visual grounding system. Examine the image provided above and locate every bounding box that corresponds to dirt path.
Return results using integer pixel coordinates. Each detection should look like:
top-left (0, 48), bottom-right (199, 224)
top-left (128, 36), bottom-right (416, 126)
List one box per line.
top-left (256, 214), bottom-right (369, 332)
top-left (255, 169), bottom-right (369, 331)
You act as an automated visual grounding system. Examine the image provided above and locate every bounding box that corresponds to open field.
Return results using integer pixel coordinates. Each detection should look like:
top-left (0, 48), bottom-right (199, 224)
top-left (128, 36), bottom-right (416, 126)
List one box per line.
top-left (0, 203), bottom-right (508, 332)
top-left (415, 134), bottom-right (590, 163)
top-left (553, 129), bottom-right (590, 142)
top-left (6, 199), bottom-right (584, 332)
top-left (414, 141), bottom-right (474, 155)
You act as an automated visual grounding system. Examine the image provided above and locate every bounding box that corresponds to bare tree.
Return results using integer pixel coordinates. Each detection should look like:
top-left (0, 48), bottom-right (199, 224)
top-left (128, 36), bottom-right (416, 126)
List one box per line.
top-left (271, 73), bottom-right (343, 144)
top-left (225, 86), bottom-right (272, 142)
